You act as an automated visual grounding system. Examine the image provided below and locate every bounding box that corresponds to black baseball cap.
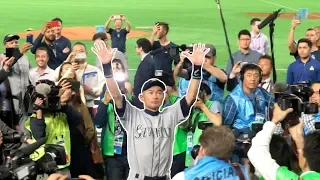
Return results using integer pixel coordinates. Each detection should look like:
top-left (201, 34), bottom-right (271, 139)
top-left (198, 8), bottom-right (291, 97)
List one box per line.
top-left (3, 34), bottom-right (20, 45)
top-left (142, 78), bottom-right (166, 92)
top-left (200, 83), bottom-right (212, 95)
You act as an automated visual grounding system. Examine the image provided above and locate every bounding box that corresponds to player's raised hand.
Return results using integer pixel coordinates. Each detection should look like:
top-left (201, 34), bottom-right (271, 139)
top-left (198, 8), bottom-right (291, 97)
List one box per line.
top-left (91, 40), bottom-right (117, 64)
top-left (181, 43), bottom-right (210, 66)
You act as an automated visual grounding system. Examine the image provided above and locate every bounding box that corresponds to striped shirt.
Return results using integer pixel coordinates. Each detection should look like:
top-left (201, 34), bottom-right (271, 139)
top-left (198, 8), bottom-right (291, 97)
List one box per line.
top-left (250, 32), bottom-right (269, 55)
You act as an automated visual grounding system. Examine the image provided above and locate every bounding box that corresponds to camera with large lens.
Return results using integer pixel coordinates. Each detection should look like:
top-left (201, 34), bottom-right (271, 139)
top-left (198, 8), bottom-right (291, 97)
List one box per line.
top-left (171, 44), bottom-right (194, 69)
top-left (0, 138), bottom-right (67, 180)
top-left (274, 81), bottom-right (318, 127)
top-left (151, 43), bottom-right (193, 69)
top-left (2, 132), bottom-right (22, 144)
top-left (25, 79), bottom-right (62, 112)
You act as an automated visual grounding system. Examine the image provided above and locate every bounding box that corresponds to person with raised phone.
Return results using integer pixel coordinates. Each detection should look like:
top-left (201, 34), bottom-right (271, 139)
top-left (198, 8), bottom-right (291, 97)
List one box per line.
top-left (92, 40), bottom-right (209, 180)
top-left (105, 14), bottom-right (131, 54)
top-left (248, 104), bottom-right (320, 180)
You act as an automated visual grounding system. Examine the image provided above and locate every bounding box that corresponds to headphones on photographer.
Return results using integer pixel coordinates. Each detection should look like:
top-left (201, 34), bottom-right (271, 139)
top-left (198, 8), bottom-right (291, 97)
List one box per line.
top-left (239, 63), bottom-right (263, 84)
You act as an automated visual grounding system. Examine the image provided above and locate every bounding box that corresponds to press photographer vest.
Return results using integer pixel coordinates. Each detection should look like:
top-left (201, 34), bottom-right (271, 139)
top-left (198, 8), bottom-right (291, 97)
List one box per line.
top-left (185, 100), bottom-right (213, 167)
top-left (25, 113), bottom-right (71, 169)
top-left (184, 156), bottom-right (248, 180)
top-left (228, 83), bottom-right (269, 130)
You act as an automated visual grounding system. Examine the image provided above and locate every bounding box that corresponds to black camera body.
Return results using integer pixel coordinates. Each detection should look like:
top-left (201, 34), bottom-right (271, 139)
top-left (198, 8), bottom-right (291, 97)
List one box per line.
top-left (3, 132), bottom-right (22, 144)
top-left (25, 79), bottom-right (62, 112)
top-left (275, 81), bottom-right (318, 127)
top-left (152, 43), bottom-right (194, 68)
top-left (0, 144), bottom-right (67, 180)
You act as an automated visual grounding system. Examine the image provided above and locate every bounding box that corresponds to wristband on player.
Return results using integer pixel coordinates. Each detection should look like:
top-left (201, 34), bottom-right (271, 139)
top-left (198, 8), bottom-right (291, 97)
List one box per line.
top-left (103, 63), bottom-right (113, 78)
top-left (192, 65), bottom-right (202, 79)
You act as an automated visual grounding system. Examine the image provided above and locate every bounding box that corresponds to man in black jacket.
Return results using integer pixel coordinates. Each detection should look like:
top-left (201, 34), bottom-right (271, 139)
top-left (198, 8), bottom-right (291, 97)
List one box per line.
top-left (133, 38), bottom-right (156, 109)
top-left (31, 22), bottom-right (66, 70)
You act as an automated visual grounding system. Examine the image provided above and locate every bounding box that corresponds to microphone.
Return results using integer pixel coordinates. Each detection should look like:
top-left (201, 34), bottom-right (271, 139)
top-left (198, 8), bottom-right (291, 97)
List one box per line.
top-left (272, 82), bottom-right (289, 93)
top-left (35, 83), bottom-right (51, 96)
top-left (215, 0), bottom-right (221, 9)
top-left (258, 9), bottom-right (283, 30)
top-left (11, 137), bottom-right (46, 158)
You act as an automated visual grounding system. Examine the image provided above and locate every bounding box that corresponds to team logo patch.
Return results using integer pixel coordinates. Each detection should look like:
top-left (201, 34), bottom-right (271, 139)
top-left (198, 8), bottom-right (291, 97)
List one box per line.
top-left (310, 66), bottom-right (315, 71)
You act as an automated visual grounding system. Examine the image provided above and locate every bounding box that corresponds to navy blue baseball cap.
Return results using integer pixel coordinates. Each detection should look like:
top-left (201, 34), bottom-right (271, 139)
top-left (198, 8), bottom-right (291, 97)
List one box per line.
top-left (3, 34), bottom-right (20, 45)
top-left (142, 78), bottom-right (166, 92)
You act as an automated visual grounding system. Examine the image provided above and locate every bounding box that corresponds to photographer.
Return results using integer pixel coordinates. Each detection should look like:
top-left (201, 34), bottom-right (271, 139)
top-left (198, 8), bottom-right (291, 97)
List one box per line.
top-left (178, 44), bottom-right (227, 103)
top-left (248, 104), bottom-right (320, 179)
top-left (0, 118), bottom-right (32, 165)
top-left (223, 64), bottom-right (275, 134)
top-left (184, 83), bottom-right (222, 167)
top-left (1, 34), bottom-right (32, 130)
top-left (301, 81), bottom-right (320, 135)
top-left (24, 81), bottom-right (83, 178)
top-left (172, 126), bottom-right (249, 180)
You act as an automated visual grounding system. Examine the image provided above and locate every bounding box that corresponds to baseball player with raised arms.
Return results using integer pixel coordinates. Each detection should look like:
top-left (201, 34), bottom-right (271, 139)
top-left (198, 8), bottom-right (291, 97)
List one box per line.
top-left (91, 40), bottom-right (210, 180)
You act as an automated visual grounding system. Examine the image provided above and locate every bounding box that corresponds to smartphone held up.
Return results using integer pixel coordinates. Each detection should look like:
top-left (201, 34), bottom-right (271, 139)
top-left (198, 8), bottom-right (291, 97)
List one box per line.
top-left (5, 48), bottom-right (14, 58)
top-left (26, 34), bottom-right (33, 45)
top-left (113, 15), bottom-right (121, 19)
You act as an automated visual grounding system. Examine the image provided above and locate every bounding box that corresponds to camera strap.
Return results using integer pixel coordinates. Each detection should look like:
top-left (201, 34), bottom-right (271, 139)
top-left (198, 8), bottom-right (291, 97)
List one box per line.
top-left (190, 111), bottom-right (201, 133)
top-left (231, 163), bottom-right (246, 180)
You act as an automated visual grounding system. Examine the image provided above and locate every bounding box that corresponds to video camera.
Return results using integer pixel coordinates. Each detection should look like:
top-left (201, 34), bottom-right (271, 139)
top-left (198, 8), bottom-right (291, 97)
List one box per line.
top-left (150, 43), bottom-right (194, 69)
top-left (274, 81), bottom-right (318, 127)
top-left (0, 138), bottom-right (67, 180)
top-left (25, 79), bottom-right (62, 112)
top-left (2, 132), bottom-right (23, 144)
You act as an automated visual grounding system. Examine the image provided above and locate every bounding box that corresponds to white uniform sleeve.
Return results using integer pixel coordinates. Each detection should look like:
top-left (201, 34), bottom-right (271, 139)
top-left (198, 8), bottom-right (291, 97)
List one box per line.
top-left (172, 172), bottom-right (184, 180)
top-left (247, 121), bottom-right (280, 180)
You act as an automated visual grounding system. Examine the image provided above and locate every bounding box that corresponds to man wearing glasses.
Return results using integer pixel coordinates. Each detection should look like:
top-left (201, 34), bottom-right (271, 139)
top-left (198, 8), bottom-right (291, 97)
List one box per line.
top-left (302, 81), bottom-right (320, 135)
top-left (225, 29), bottom-right (262, 75)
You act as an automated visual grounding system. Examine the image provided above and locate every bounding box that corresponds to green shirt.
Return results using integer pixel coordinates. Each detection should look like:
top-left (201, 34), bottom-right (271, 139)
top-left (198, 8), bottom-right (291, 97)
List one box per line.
top-left (166, 94), bottom-right (188, 156)
top-left (273, 167), bottom-right (320, 180)
top-left (185, 100), bottom-right (214, 167)
top-left (102, 94), bottom-right (132, 156)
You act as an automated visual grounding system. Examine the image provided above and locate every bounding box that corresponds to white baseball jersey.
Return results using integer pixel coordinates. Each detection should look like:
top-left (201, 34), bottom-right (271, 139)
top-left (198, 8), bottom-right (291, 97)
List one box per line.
top-left (117, 97), bottom-right (187, 180)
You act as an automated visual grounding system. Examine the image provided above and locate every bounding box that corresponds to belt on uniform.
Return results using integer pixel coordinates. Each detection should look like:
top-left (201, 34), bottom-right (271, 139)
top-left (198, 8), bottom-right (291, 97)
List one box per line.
top-left (135, 174), bottom-right (167, 180)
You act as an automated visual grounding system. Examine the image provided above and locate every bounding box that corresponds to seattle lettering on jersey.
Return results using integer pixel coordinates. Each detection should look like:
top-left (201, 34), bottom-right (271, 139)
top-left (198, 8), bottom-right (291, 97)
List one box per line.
top-left (193, 167), bottom-right (236, 180)
top-left (134, 125), bottom-right (172, 139)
